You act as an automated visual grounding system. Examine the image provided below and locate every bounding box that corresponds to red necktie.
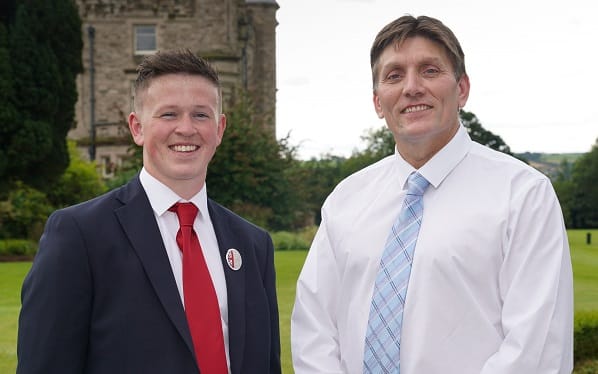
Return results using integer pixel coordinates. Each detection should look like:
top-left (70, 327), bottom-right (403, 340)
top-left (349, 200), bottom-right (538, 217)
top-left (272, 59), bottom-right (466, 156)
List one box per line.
top-left (169, 202), bottom-right (228, 373)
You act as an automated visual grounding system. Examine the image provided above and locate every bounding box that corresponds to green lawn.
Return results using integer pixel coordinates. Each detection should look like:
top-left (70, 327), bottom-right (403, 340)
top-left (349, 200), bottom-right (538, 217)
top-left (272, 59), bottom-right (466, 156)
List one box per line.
top-left (275, 250), bottom-right (308, 374)
top-left (0, 261), bottom-right (29, 374)
top-left (569, 230), bottom-right (598, 312)
top-left (1, 230), bottom-right (597, 373)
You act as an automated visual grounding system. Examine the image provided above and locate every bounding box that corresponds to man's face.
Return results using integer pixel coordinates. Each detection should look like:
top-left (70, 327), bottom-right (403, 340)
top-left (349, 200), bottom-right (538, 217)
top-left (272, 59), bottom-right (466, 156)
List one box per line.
top-left (373, 36), bottom-right (469, 154)
top-left (128, 73), bottom-right (226, 191)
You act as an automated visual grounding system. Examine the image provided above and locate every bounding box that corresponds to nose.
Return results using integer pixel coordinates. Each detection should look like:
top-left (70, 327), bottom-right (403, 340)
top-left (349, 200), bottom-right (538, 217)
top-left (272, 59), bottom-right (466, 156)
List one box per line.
top-left (403, 71), bottom-right (424, 97)
top-left (175, 114), bottom-right (196, 135)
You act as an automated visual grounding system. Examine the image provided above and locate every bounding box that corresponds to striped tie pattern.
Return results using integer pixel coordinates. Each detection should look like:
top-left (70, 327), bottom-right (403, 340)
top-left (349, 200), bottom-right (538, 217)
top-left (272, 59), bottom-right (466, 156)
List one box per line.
top-left (363, 172), bottom-right (430, 373)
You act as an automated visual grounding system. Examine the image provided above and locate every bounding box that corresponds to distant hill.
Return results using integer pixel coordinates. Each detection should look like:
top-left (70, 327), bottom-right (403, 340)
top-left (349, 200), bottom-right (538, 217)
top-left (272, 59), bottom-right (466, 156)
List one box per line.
top-left (515, 152), bottom-right (583, 180)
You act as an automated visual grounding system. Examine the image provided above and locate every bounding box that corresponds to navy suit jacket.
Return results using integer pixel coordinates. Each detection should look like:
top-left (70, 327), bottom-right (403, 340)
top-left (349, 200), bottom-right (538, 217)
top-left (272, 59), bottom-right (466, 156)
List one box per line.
top-left (17, 176), bottom-right (281, 374)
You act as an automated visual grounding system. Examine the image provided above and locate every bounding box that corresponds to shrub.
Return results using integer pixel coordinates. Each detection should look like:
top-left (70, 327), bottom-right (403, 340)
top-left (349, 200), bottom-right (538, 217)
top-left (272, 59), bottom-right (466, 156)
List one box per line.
top-left (0, 181), bottom-right (53, 240)
top-left (0, 239), bottom-right (37, 258)
top-left (574, 359), bottom-right (598, 373)
top-left (46, 140), bottom-right (107, 208)
top-left (575, 310), bottom-right (598, 364)
top-left (271, 231), bottom-right (311, 251)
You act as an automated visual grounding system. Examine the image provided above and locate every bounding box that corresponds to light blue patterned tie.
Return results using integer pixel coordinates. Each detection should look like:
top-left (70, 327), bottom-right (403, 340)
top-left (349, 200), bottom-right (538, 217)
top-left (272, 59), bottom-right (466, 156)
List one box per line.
top-left (363, 172), bottom-right (430, 373)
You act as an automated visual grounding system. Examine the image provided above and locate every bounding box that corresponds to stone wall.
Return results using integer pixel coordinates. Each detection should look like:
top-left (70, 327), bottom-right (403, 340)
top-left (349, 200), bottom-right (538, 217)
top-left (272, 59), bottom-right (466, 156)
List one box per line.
top-left (71, 0), bottom-right (278, 175)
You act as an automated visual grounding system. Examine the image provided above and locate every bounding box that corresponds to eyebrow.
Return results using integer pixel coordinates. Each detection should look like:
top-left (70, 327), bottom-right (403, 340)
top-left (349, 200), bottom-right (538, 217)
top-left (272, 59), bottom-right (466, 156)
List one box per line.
top-left (384, 55), bottom-right (446, 70)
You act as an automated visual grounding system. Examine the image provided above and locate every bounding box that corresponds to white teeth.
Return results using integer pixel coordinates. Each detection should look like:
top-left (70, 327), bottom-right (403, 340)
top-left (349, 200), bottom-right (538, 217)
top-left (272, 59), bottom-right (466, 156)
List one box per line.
top-left (172, 145), bottom-right (197, 152)
top-left (403, 105), bottom-right (429, 113)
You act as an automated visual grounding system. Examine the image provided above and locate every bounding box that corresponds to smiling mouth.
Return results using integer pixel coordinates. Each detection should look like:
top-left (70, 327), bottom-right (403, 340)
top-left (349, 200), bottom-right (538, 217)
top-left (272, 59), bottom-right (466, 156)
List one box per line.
top-left (170, 145), bottom-right (198, 152)
top-left (402, 104), bottom-right (431, 114)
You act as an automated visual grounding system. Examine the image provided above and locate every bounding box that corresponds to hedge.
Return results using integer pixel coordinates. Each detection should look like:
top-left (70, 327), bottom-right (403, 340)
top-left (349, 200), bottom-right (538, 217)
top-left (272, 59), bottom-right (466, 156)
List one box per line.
top-left (575, 310), bottom-right (598, 363)
top-left (0, 239), bottom-right (37, 259)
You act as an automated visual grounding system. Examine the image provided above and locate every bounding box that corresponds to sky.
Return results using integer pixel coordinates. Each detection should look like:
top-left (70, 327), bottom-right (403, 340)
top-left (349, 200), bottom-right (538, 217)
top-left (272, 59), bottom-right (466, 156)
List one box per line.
top-left (275, 0), bottom-right (598, 159)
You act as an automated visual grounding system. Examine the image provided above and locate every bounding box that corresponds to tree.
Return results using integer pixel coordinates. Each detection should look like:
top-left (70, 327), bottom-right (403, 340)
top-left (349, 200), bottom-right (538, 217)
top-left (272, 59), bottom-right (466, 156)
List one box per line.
top-left (459, 110), bottom-right (515, 156)
top-left (0, 0), bottom-right (82, 193)
top-left (290, 110), bottom-right (521, 225)
top-left (208, 90), bottom-right (300, 230)
top-left (291, 155), bottom-right (346, 225)
top-left (0, 23), bottom-right (17, 194)
top-left (345, 110), bottom-right (516, 168)
top-left (47, 140), bottom-right (107, 209)
top-left (552, 159), bottom-right (574, 228)
top-left (568, 139), bottom-right (598, 228)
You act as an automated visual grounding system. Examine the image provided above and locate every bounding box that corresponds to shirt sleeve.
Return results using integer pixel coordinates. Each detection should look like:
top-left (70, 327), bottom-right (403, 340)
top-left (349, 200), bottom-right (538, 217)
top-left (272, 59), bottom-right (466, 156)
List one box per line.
top-left (291, 208), bottom-right (345, 374)
top-left (481, 177), bottom-right (574, 373)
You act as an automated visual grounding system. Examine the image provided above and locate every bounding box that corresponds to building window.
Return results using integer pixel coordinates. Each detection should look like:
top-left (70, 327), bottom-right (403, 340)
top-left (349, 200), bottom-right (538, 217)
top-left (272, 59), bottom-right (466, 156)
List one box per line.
top-left (134, 25), bottom-right (156, 55)
top-left (101, 155), bottom-right (116, 178)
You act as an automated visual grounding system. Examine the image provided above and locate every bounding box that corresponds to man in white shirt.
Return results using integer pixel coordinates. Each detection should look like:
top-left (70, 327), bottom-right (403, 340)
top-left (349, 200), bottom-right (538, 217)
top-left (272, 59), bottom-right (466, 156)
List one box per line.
top-left (291, 15), bottom-right (573, 373)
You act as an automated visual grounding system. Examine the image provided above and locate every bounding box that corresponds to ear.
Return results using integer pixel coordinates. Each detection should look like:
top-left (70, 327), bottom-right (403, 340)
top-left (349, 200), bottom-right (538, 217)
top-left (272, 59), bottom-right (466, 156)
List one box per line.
top-left (128, 112), bottom-right (144, 146)
top-left (215, 113), bottom-right (227, 146)
top-left (457, 74), bottom-right (470, 109)
top-left (373, 91), bottom-right (384, 119)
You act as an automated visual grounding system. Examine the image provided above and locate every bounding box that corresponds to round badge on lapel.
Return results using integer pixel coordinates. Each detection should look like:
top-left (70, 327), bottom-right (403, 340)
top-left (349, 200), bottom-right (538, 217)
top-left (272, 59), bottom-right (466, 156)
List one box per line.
top-left (226, 248), bottom-right (242, 271)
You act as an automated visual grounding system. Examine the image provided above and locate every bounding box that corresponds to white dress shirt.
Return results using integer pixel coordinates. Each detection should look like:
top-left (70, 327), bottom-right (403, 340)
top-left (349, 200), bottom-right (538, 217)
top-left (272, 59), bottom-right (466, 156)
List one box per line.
top-left (139, 168), bottom-right (231, 371)
top-left (291, 125), bottom-right (573, 373)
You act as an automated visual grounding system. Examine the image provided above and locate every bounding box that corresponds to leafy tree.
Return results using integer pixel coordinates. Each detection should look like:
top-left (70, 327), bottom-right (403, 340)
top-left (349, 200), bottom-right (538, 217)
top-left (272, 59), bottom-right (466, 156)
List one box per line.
top-left (291, 155), bottom-right (346, 225)
top-left (0, 0), bottom-right (82, 193)
top-left (296, 110), bottom-right (521, 225)
top-left (208, 90), bottom-right (299, 230)
top-left (552, 159), bottom-right (574, 228)
top-left (47, 140), bottom-right (108, 208)
top-left (459, 110), bottom-right (515, 155)
top-left (568, 139), bottom-right (598, 228)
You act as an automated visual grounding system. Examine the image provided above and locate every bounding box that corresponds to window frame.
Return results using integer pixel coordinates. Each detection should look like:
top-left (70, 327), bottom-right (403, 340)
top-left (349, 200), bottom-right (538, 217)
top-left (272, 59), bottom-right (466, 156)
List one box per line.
top-left (134, 24), bottom-right (157, 55)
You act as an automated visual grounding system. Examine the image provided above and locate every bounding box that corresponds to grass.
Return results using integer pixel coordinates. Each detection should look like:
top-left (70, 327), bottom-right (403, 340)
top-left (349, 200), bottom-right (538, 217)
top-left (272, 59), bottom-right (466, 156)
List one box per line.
top-left (1, 230), bottom-right (597, 373)
top-left (275, 250), bottom-right (308, 374)
top-left (569, 230), bottom-right (598, 312)
top-left (0, 261), bottom-right (30, 374)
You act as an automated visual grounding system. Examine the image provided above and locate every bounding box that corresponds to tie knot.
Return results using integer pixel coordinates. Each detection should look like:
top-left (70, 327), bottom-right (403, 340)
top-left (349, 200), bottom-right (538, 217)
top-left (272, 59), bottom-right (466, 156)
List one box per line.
top-left (406, 172), bottom-right (430, 196)
top-left (169, 202), bottom-right (198, 227)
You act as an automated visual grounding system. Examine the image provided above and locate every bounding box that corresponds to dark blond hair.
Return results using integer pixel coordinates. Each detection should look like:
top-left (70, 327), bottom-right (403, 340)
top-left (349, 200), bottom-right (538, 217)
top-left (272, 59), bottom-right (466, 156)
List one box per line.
top-left (370, 15), bottom-right (466, 89)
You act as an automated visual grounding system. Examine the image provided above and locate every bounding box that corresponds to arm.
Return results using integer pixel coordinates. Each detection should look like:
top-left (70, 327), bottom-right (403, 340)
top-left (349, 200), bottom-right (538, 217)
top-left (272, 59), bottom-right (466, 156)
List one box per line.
top-left (17, 210), bottom-right (93, 374)
top-left (291, 217), bottom-right (344, 373)
top-left (481, 178), bottom-right (573, 373)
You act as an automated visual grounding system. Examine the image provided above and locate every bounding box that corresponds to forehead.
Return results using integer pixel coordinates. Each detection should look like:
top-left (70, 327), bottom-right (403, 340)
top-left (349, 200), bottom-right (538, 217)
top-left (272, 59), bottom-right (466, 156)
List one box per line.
top-left (140, 73), bottom-right (220, 104)
top-left (144, 73), bottom-right (217, 93)
top-left (380, 36), bottom-right (451, 67)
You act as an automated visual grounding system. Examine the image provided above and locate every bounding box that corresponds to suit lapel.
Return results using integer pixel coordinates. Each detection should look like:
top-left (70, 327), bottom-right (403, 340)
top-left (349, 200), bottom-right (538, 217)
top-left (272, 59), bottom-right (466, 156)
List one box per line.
top-left (208, 200), bottom-right (246, 374)
top-left (114, 178), bottom-right (196, 359)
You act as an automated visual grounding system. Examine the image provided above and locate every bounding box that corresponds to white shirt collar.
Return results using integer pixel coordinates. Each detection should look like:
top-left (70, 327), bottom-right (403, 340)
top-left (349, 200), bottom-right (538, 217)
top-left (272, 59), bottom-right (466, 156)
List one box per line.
top-left (139, 168), bottom-right (209, 219)
top-left (393, 124), bottom-right (472, 190)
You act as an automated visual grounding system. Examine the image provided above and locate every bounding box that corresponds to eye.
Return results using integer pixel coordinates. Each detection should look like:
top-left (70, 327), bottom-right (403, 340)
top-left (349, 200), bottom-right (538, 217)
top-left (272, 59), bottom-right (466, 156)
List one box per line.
top-left (160, 112), bottom-right (176, 119)
top-left (422, 66), bottom-right (440, 77)
top-left (193, 112), bottom-right (210, 120)
top-left (384, 70), bottom-right (403, 82)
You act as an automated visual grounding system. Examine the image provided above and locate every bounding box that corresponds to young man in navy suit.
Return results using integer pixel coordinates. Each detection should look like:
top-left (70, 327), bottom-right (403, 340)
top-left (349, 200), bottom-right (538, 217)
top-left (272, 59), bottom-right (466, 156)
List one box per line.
top-left (17, 49), bottom-right (281, 374)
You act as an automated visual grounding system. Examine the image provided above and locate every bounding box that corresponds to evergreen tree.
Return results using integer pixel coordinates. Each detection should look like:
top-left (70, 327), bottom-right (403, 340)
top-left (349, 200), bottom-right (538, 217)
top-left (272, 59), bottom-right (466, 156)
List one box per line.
top-left (1, 0), bottom-right (82, 192)
top-left (0, 23), bottom-right (18, 194)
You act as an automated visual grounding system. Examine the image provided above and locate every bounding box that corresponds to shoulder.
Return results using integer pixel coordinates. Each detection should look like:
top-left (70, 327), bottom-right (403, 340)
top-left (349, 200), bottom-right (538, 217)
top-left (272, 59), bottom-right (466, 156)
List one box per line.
top-left (467, 142), bottom-right (548, 181)
top-left (464, 143), bottom-right (556, 204)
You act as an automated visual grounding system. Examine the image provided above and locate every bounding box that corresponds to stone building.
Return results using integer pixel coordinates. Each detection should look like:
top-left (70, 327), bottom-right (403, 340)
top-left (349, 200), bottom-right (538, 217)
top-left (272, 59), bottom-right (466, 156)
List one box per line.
top-left (70, 0), bottom-right (278, 177)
